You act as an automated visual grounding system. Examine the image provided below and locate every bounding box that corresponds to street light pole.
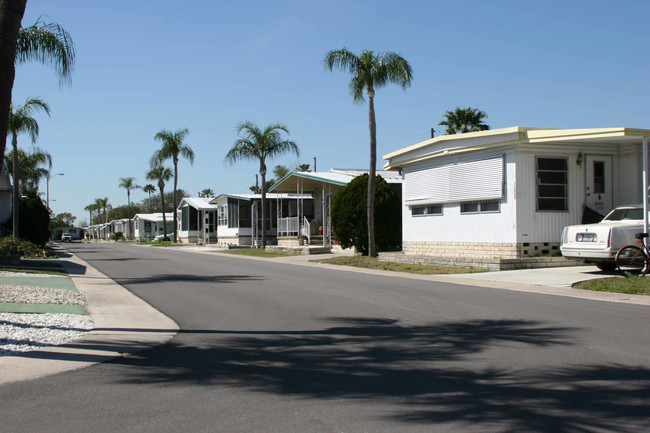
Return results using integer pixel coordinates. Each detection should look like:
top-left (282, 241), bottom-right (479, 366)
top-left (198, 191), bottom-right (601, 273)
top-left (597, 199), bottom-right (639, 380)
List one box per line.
top-left (47, 172), bottom-right (64, 211)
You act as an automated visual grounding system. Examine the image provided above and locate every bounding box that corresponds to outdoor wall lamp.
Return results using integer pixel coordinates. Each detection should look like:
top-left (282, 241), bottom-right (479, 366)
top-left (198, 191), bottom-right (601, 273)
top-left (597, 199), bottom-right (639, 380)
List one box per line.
top-left (576, 152), bottom-right (584, 168)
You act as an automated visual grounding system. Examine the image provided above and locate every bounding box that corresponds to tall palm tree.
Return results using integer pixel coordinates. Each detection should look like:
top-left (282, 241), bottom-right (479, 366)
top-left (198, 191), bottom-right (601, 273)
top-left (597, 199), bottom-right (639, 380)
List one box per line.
top-left (118, 177), bottom-right (140, 239)
top-left (438, 107), bottom-right (489, 135)
top-left (225, 121), bottom-right (299, 248)
top-left (0, 14), bottom-right (75, 161)
top-left (151, 128), bottom-right (194, 242)
top-left (146, 164), bottom-right (173, 241)
top-left (198, 188), bottom-right (215, 198)
top-left (94, 197), bottom-right (110, 238)
top-left (7, 96), bottom-right (50, 237)
top-left (324, 48), bottom-right (412, 256)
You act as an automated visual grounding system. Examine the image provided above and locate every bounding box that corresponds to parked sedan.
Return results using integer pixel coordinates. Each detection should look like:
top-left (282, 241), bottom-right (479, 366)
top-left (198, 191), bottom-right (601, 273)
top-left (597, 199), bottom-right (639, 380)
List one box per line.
top-left (560, 205), bottom-right (645, 271)
top-left (61, 233), bottom-right (72, 242)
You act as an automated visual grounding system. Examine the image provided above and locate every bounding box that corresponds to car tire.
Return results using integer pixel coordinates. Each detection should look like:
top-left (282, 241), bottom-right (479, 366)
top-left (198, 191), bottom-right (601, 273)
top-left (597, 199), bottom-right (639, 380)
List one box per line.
top-left (595, 262), bottom-right (617, 272)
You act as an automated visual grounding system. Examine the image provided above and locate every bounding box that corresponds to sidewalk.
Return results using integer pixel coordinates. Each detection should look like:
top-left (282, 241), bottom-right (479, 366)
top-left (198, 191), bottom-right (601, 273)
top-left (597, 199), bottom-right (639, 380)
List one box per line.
top-left (0, 249), bottom-right (178, 385)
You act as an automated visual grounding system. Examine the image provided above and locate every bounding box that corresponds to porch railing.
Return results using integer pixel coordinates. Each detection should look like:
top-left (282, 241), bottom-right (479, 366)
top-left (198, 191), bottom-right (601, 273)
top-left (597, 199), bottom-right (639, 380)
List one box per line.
top-left (277, 216), bottom-right (300, 236)
top-left (301, 216), bottom-right (310, 244)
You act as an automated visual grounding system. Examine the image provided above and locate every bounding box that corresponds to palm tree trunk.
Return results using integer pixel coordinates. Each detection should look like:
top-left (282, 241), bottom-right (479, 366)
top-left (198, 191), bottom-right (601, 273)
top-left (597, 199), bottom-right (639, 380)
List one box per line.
top-left (160, 185), bottom-right (168, 241)
top-left (260, 162), bottom-right (267, 248)
top-left (127, 190), bottom-right (132, 240)
top-left (367, 89), bottom-right (377, 257)
top-left (0, 0), bottom-right (27, 159)
top-left (11, 133), bottom-right (18, 237)
top-left (173, 160), bottom-right (178, 243)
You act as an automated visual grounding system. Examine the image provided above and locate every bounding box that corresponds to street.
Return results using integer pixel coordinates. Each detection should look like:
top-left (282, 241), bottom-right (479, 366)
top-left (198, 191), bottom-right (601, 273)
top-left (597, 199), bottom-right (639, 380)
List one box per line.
top-left (1, 242), bottom-right (649, 432)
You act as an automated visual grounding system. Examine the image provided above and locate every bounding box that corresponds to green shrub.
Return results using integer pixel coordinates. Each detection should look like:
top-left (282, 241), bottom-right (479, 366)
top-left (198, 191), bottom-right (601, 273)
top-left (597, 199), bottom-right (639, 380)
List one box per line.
top-left (0, 236), bottom-right (48, 258)
top-left (111, 232), bottom-right (125, 241)
top-left (331, 174), bottom-right (401, 255)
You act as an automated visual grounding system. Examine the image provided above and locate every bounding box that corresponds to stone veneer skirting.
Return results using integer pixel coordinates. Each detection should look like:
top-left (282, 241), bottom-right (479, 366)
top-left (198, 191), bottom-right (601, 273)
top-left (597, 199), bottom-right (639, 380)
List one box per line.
top-left (379, 252), bottom-right (580, 271)
top-left (403, 241), bottom-right (561, 260)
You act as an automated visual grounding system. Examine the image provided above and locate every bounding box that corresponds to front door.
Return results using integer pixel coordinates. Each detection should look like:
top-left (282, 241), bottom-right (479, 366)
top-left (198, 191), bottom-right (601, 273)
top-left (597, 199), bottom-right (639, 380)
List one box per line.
top-left (585, 155), bottom-right (613, 215)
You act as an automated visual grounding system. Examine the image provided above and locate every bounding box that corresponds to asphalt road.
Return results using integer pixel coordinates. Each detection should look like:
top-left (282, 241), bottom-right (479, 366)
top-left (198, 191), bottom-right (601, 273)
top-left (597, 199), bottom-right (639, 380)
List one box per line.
top-left (1, 242), bottom-right (649, 432)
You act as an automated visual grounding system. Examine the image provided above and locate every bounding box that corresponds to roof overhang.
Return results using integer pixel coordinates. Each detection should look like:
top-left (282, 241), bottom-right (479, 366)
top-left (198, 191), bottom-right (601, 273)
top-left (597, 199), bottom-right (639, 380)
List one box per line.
top-left (383, 126), bottom-right (650, 170)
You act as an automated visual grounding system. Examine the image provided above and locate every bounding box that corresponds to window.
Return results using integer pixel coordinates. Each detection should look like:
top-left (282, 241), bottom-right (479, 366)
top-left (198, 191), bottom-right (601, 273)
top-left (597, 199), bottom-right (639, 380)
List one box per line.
top-left (593, 161), bottom-right (605, 194)
top-left (181, 207), bottom-right (189, 231)
top-left (217, 205), bottom-right (228, 226)
top-left (537, 158), bottom-right (568, 211)
top-left (411, 204), bottom-right (443, 216)
top-left (460, 201), bottom-right (501, 214)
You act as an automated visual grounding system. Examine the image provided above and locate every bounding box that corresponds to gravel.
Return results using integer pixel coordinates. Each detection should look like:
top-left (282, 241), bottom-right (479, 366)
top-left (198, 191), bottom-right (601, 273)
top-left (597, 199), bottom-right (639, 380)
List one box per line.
top-left (0, 313), bottom-right (93, 356)
top-left (0, 271), bottom-right (94, 357)
top-left (0, 285), bottom-right (86, 305)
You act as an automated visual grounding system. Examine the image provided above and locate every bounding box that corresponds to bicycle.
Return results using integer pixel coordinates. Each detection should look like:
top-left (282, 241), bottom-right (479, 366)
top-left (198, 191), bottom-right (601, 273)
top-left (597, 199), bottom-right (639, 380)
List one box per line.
top-left (615, 232), bottom-right (649, 277)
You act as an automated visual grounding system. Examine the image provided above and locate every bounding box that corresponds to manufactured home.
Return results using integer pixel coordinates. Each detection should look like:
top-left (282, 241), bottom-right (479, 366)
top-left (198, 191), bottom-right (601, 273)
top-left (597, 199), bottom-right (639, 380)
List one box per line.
top-left (177, 197), bottom-right (218, 244)
top-left (133, 213), bottom-right (174, 241)
top-left (269, 169), bottom-right (402, 247)
top-left (210, 193), bottom-right (311, 247)
top-left (383, 127), bottom-right (650, 261)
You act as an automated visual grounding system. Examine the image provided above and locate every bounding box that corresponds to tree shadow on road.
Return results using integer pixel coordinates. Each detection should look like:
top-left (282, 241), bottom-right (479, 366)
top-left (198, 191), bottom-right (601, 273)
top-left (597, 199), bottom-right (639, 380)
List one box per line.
top-left (110, 317), bottom-right (649, 431)
top-left (115, 274), bottom-right (264, 285)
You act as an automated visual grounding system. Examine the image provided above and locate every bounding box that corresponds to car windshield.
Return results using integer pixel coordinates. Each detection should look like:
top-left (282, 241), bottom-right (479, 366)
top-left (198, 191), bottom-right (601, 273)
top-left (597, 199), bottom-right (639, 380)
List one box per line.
top-left (603, 208), bottom-right (643, 221)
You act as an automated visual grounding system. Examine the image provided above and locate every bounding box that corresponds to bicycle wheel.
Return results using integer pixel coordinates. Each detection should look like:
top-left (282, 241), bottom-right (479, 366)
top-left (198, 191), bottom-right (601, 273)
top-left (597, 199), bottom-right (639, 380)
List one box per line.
top-left (615, 245), bottom-right (648, 277)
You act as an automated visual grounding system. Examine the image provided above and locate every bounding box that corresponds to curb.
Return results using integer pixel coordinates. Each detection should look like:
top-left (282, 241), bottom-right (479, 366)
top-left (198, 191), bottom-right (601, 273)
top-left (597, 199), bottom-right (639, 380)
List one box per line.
top-left (0, 249), bottom-right (179, 385)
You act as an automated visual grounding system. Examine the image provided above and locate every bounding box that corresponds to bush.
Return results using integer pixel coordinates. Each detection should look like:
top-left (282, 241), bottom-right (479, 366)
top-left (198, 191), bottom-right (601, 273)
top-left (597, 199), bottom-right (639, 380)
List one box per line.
top-left (0, 236), bottom-right (48, 258)
top-left (111, 232), bottom-right (125, 241)
top-left (331, 174), bottom-right (401, 255)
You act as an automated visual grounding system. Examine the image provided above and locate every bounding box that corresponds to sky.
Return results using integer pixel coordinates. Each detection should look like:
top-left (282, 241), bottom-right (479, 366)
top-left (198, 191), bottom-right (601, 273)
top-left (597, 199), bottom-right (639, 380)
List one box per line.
top-left (11, 0), bottom-right (650, 224)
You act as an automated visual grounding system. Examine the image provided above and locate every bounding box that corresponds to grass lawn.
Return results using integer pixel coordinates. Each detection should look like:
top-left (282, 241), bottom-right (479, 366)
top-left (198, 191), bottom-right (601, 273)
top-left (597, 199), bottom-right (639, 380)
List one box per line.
top-left (0, 267), bottom-right (68, 276)
top-left (573, 276), bottom-right (650, 295)
top-left (222, 249), bottom-right (300, 258)
top-left (313, 256), bottom-right (488, 275)
top-left (136, 241), bottom-right (177, 247)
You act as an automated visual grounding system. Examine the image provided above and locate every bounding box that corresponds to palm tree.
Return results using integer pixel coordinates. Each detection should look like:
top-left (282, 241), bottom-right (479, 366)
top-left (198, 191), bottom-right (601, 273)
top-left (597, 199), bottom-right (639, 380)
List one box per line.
top-left (118, 177), bottom-right (140, 239)
top-left (438, 107), bottom-right (489, 135)
top-left (198, 188), bottom-right (215, 198)
top-left (7, 96), bottom-right (50, 237)
top-left (143, 184), bottom-right (156, 198)
top-left (146, 164), bottom-right (173, 241)
top-left (324, 48), bottom-right (412, 256)
top-left (0, 14), bottom-right (75, 161)
top-left (225, 121), bottom-right (299, 248)
top-left (5, 146), bottom-right (52, 193)
top-left (84, 203), bottom-right (98, 239)
top-left (151, 128), bottom-right (194, 242)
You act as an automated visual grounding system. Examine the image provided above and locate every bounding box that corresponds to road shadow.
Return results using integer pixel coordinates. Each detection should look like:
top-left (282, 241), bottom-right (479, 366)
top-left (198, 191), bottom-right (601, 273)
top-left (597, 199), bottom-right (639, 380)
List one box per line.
top-left (115, 274), bottom-right (263, 285)
top-left (57, 259), bottom-right (87, 275)
top-left (107, 316), bottom-right (648, 431)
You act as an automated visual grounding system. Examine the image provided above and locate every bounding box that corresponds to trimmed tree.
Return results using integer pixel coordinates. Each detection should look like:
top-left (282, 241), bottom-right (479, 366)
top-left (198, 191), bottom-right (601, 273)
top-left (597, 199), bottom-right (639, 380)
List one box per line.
top-left (331, 174), bottom-right (401, 255)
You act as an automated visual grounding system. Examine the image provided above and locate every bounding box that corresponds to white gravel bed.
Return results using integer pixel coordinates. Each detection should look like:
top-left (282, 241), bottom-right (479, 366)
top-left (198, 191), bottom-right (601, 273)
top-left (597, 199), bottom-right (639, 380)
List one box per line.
top-left (0, 285), bottom-right (86, 305)
top-left (0, 270), bottom-right (66, 278)
top-left (0, 313), bottom-right (93, 356)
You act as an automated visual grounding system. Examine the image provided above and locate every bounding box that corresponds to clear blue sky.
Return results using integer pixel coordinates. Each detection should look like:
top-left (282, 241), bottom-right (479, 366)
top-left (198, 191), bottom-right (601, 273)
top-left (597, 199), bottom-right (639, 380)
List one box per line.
top-left (12, 0), bottom-right (650, 224)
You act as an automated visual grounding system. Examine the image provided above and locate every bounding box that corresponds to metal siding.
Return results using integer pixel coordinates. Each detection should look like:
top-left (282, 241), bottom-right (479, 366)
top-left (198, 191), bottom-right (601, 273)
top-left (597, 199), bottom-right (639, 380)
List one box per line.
top-left (516, 151), bottom-right (584, 243)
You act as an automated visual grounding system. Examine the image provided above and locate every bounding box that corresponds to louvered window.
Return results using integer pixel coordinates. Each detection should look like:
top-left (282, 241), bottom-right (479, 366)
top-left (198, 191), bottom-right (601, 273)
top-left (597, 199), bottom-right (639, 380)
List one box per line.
top-left (404, 156), bottom-right (504, 205)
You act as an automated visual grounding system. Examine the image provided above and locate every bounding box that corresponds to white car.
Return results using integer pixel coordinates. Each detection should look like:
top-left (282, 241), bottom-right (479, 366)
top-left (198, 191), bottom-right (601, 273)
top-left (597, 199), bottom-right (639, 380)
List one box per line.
top-left (61, 233), bottom-right (72, 242)
top-left (560, 205), bottom-right (645, 271)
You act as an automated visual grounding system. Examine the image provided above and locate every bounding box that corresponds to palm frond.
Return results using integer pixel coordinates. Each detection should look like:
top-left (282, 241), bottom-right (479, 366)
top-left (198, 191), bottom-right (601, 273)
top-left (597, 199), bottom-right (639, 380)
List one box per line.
top-left (17, 20), bottom-right (75, 85)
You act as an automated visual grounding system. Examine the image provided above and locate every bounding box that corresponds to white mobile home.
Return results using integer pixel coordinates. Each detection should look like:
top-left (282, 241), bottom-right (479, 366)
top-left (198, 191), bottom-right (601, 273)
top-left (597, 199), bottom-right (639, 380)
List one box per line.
top-left (133, 213), bottom-right (174, 241)
top-left (177, 197), bottom-right (218, 244)
top-left (383, 127), bottom-right (650, 260)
